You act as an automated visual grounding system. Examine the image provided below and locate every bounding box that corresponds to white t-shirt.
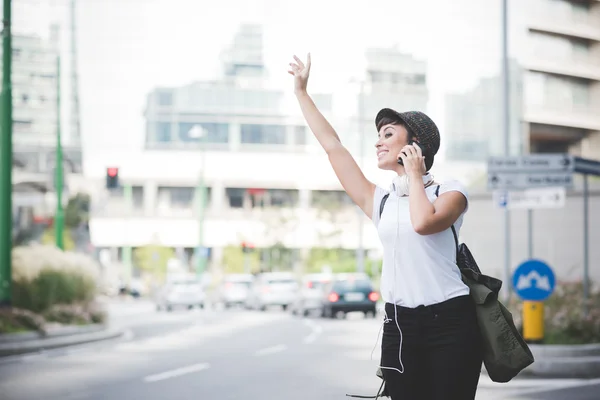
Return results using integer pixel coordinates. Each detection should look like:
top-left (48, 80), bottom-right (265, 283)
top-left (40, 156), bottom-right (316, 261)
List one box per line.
top-left (371, 180), bottom-right (470, 308)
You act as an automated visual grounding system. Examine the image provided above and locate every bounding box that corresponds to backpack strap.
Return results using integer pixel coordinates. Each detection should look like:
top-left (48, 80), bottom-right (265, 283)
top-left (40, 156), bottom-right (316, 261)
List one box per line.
top-left (378, 193), bottom-right (389, 219)
top-left (434, 184), bottom-right (459, 260)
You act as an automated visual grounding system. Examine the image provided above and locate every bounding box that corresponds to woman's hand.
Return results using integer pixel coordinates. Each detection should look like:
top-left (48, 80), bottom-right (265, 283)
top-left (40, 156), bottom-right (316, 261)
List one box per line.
top-left (288, 53), bottom-right (311, 94)
top-left (398, 143), bottom-right (426, 178)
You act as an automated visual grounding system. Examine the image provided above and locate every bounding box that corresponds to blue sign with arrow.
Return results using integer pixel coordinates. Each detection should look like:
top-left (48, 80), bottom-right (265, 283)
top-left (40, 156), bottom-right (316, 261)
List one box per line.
top-left (512, 259), bottom-right (556, 301)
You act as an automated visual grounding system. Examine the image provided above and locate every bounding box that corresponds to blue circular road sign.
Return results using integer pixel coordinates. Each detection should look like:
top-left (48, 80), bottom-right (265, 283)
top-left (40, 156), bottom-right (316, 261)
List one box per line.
top-left (512, 259), bottom-right (556, 301)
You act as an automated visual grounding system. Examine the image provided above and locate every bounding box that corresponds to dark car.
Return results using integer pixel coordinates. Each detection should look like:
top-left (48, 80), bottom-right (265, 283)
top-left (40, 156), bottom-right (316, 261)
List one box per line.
top-left (321, 276), bottom-right (379, 318)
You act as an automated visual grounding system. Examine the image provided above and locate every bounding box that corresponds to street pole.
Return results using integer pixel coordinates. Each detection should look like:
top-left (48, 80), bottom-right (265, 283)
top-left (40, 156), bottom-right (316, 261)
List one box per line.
top-left (501, 0), bottom-right (512, 302)
top-left (583, 174), bottom-right (589, 317)
top-left (55, 55), bottom-right (64, 250)
top-left (123, 183), bottom-right (132, 285)
top-left (196, 147), bottom-right (207, 278)
top-left (527, 209), bottom-right (533, 258)
top-left (0, 0), bottom-right (12, 307)
top-left (356, 81), bottom-right (365, 274)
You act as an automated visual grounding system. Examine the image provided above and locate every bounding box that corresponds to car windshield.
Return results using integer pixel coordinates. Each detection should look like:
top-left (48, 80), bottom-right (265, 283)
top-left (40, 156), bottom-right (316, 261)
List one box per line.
top-left (333, 280), bottom-right (372, 292)
top-left (267, 279), bottom-right (296, 285)
top-left (226, 281), bottom-right (251, 288)
top-left (307, 280), bottom-right (328, 289)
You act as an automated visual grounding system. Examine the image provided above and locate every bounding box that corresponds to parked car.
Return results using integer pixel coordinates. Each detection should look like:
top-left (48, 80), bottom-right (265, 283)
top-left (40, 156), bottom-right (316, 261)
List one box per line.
top-left (155, 279), bottom-right (205, 311)
top-left (245, 272), bottom-right (298, 311)
top-left (290, 273), bottom-right (332, 316)
top-left (320, 274), bottom-right (379, 318)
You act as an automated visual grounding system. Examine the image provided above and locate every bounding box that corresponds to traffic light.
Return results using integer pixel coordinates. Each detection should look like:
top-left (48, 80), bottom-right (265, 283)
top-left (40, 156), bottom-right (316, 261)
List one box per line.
top-left (106, 167), bottom-right (119, 189)
top-left (241, 241), bottom-right (254, 253)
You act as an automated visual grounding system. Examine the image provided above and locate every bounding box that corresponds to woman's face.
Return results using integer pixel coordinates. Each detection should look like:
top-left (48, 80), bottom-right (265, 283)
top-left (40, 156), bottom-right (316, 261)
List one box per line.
top-left (375, 123), bottom-right (411, 171)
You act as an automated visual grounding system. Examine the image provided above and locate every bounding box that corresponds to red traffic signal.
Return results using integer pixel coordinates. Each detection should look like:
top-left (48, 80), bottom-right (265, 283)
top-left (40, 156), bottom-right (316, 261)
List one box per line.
top-left (241, 241), bottom-right (254, 253)
top-left (106, 167), bottom-right (119, 189)
top-left (107, 167), bottom-right (119, 177)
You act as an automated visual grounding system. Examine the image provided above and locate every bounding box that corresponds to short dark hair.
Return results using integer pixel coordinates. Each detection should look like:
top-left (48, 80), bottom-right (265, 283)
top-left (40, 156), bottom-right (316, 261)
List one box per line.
top-left (376, 116), bottom-right (435, 171)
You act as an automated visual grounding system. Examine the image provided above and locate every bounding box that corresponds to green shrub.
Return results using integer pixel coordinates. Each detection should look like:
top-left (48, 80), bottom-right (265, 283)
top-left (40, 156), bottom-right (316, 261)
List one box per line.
top-left (0, 308), bottom-right (46, 334)
top-left (43, 302), bottom-right (107, 326)
top-left (507, 281), bottom-right (600, 344)
top-left (11, 245), bottom-right (100, 314)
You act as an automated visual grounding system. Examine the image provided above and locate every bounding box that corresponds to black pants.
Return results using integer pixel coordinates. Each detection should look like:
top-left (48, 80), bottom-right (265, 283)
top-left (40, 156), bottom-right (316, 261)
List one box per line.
top-left (380, 295), bottom-right (483, 400)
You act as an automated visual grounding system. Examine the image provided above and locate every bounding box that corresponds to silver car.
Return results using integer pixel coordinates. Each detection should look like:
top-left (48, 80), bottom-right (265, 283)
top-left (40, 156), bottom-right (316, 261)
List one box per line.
top-left (215, 274), bottom-right (254, 308)
top-left (155, 279), bottom-right (205, 311)
top-left (290, 273), bottom-right (333, 316)
top-left (245, 272), bottom-right (298, 311)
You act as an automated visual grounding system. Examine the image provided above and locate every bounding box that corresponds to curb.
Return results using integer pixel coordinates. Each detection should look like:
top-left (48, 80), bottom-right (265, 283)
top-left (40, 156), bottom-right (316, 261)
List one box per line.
top-left (0, 325), bottom-right (124, 357)
top-left (522, 343), bottom-right (600, 379)
top-left (481, 343), bottom-right (600, 380)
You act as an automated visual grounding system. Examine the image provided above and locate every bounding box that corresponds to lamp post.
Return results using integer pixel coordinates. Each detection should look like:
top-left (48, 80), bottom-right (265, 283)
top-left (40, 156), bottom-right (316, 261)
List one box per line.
top-left (188, 125), bottom-right (207, 278)
top-left (55, 55), bottom-right (64, 250)
top-left (0, 0), bottom-right (12, 307)
top-left (350, 78), bottom-right (367, 274)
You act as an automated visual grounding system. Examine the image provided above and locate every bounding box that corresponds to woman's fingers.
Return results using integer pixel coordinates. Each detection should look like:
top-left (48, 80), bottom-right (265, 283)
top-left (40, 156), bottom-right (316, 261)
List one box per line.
top-left (293, 55), bottom-right (305, 69)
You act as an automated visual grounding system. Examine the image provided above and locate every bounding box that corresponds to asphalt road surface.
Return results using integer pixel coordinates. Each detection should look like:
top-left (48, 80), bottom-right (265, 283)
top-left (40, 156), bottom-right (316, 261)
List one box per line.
top-left (0, 299), bottom-right (598, 400)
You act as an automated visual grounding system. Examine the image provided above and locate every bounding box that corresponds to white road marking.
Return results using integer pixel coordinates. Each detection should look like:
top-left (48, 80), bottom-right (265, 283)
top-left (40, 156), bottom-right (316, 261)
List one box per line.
top-left (303, 319), bottom-right (323, 344)
top-left (254, 344), bottom-right (287, 356)
top-left (143, 362), bottom-right (210, 383)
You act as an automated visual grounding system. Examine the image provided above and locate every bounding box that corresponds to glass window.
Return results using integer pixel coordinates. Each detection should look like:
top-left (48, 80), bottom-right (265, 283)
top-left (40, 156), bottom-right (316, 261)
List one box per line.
top-left (157, 91), bottom-right (172, 106)
top-left (178, 122), bottom-right (229, 143)
top-left (311, 190), bottom-right (353, 208)
top-left (572, 83), bottom-right (589, 107)
top-left (132, 186), bottom-right (144, 209)
top-left (153, 122), bottom-right (171, 142)
top-left (240, 124), bottom-right (286, 144)
top-left (226, 188), bottom-right (245, 208)
top-left (157, 186), bottom-right (195, 209)
top-left (268, 189), bottom-right (299, 208)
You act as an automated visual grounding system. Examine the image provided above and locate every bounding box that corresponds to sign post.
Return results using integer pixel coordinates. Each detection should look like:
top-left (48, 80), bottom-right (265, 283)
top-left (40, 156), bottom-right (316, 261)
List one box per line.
top-left (487, 153), bottom-right (600, 305)
top-left (512, 259), bottom-right (556, 343)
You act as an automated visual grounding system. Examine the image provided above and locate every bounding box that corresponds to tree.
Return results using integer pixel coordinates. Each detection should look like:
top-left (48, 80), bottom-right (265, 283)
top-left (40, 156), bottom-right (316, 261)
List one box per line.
top-left (64, 193), bottom-right (91, 228)
top-left (222, 245), bottom-right (260, 274)
top-left (260, 207), bottom-right (298, 272)
top-left (41, 228), bottom-right (76, 251)
top-left (133, 245), bottom-right (175, 277)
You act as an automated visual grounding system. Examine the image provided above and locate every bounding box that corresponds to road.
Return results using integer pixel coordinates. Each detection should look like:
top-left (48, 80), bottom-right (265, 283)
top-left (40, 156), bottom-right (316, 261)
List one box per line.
top-left (0, 299), bottom-right (598, 400)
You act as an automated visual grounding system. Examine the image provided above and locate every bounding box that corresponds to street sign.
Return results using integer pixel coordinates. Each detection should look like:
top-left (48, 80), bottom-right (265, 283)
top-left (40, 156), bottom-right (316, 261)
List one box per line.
top-left (195, 246), bottom-right (209, 258)
top-left (512, 259), bottom-right (556, 301)
top-left (494, 191), bottom-right (508, 208)
top-left (574, 157), bottom-right (600, 176)
top-left (488, 171), bottom-right (573, 190)
top-left (494, 187), bottom-right (566, 210)
top-left (488, 154), bottom-right (574, 173)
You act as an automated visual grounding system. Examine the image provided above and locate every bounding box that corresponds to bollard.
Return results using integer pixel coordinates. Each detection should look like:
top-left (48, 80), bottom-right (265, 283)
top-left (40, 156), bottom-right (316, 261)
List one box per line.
top-left (522, 300), bottom-right (544, 342)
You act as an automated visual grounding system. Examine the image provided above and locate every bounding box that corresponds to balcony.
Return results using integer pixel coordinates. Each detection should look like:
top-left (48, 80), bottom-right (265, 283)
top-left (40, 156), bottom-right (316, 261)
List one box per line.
top-left (521, 54), bottom-right (600, 81)
top-left (528, 11), bottom-right (600, 42)
top-left (524, 104), bottom-right (600, 131)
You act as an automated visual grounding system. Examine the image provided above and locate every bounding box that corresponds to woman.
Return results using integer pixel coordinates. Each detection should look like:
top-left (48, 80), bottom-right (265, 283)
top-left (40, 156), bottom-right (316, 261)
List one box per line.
top-left (288, 54), bottom-right (483, 400)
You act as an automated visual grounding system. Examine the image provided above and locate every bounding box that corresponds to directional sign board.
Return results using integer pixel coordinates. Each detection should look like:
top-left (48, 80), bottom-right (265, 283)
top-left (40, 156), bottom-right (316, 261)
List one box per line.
top-left (488, 154), bottom-right (574, 173)
top-left (494, 187), bottom-right (566, 209)
top-left (488, 171), bottom-right (573, 190)
top-left (487, 154), bottom-right (575, 190)
top-left (512, 259), bottom-right (556, 301)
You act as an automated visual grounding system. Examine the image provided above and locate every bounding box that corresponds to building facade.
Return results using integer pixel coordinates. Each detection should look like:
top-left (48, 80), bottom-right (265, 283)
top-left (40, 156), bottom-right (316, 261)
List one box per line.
top-left (88, 26), bottom-right (431, 273)
top-left (445, 0), bottom-right (600, 162)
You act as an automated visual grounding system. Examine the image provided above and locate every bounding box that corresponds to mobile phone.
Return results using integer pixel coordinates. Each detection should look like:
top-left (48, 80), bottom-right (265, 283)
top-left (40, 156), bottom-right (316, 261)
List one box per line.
top-left (397, 140), bottom-right (417, 165)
